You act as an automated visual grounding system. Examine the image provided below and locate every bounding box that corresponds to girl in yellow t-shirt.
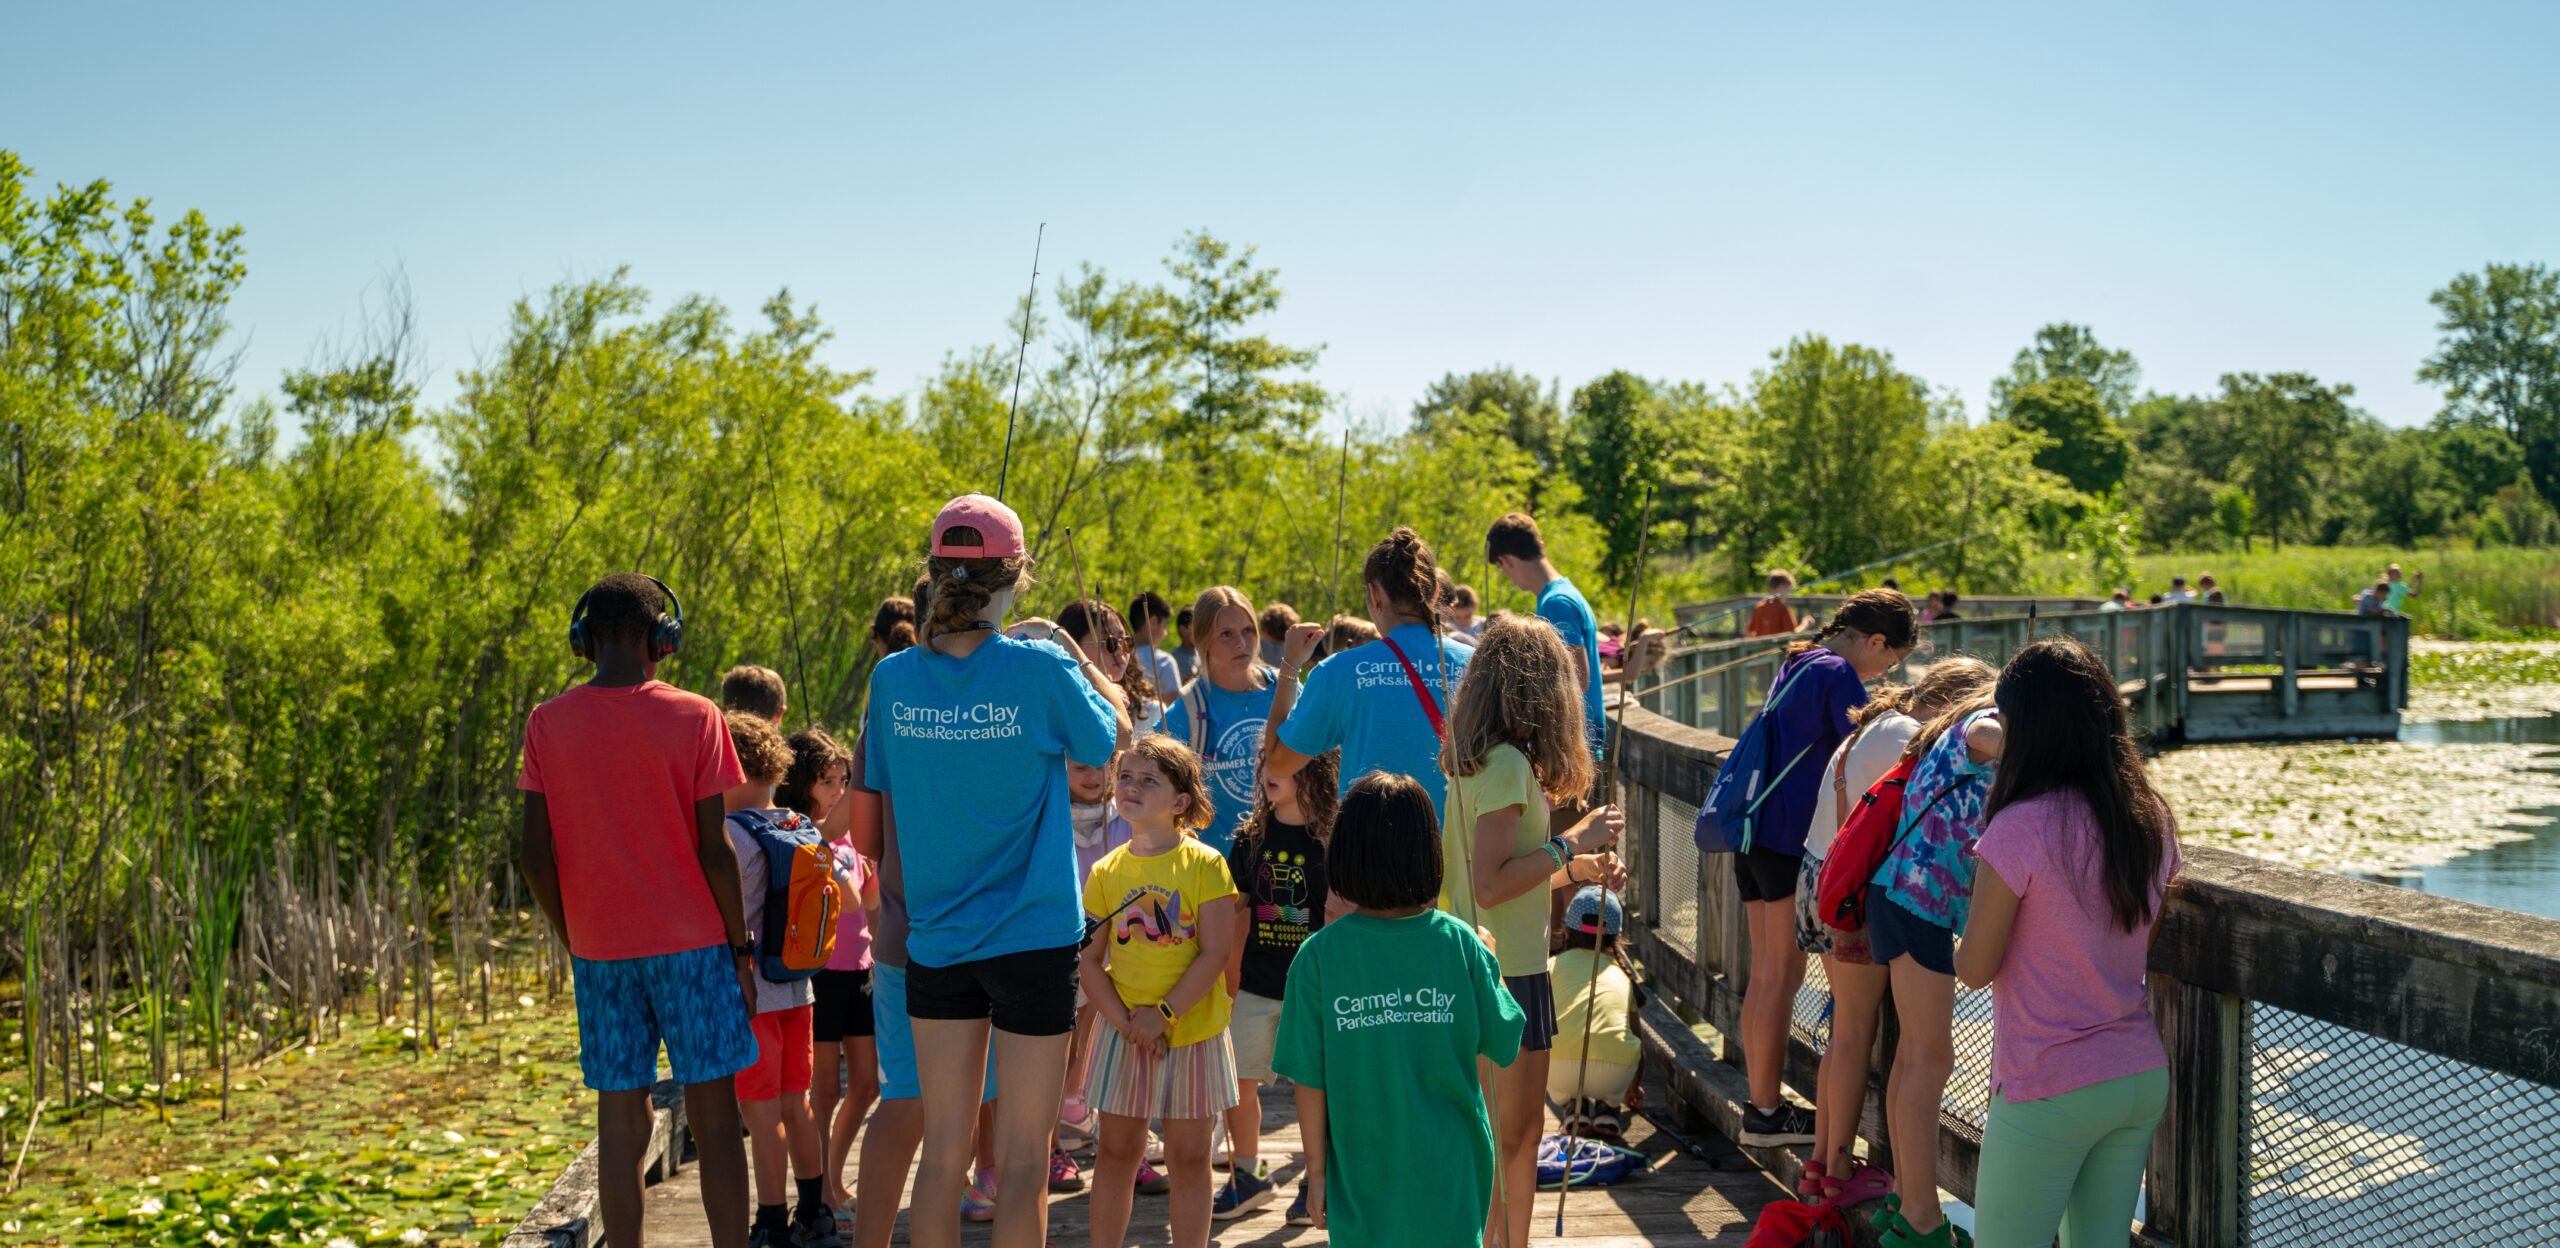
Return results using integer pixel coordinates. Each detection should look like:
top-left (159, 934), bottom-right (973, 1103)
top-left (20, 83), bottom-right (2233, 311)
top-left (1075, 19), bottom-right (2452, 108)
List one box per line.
top-left (1438, 613), bottom-right (1626, 1248)
top-left (1080, 736), bottom-right (1241, 1248)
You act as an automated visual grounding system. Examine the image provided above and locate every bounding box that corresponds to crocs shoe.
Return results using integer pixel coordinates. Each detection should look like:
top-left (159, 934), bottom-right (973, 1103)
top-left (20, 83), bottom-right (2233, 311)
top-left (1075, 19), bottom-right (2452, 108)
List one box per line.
top-left (1048, 1147), bottom-right (1085, 1193)
top-left (960, 1168), bottom-right (998, 1222)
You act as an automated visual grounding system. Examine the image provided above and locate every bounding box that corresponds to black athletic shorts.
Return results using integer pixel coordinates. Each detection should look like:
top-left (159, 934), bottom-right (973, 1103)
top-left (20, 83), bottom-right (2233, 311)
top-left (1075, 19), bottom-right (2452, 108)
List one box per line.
top-left (1505, 973), bottom-right (1559, 1052)
top-left (1732, 845), bottom-right (1803, 905)
top-left (812, 967), bottom-right (874, 1043)
top-left (905, 943), bottom-right (1079, 1037)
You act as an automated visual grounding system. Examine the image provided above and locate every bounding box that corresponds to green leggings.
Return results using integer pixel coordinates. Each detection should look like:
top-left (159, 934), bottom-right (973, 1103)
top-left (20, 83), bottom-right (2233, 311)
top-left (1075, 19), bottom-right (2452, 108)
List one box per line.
top-left (1971, 1067), bottom-right (2168, 1248)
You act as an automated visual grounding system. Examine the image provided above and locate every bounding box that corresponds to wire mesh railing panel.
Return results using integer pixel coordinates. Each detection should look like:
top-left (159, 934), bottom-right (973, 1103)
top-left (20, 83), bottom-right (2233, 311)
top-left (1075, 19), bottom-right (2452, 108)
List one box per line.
top-left (2244, 1003), bottom-right (2554, 1247)
top-left (1654, 791), bottom-right (1700, 961)
top-left (1945, 985), bottom-right (1994, 1138)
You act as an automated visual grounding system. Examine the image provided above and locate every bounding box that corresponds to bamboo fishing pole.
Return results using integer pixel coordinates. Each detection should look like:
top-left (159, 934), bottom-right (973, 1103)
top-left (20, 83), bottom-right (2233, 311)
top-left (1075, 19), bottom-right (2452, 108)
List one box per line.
top-left (994, 224), bottom-right (1046, 503)
top-left (1329, 427), bottom-right (1350, 624)
top-left (1557, 485), bottom-right (1654, 1234)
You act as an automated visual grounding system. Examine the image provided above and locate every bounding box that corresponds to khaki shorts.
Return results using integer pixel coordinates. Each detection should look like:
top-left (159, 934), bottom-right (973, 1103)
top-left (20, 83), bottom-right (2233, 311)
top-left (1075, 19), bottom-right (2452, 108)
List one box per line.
top-left (1229, 989), bottom-right (1285, 1082)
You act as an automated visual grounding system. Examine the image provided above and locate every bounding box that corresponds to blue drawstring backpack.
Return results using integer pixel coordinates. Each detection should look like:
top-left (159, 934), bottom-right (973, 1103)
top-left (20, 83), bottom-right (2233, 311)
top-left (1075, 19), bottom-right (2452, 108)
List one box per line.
top-left (1537, 1135), bottom-right (1650, 1188)
top-left (1696, 658), bottom-right (1819, 854)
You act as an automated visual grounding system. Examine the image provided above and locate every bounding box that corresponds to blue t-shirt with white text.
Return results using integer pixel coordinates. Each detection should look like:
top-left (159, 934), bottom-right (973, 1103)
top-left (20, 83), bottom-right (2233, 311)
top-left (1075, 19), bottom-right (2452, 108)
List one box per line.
top-left (1161, 676), bottom-right (1278, 854)
top-left (862, 634), bottom-right (1119, 967)
top-left (1277, 623), bottom-right (1475, 818)
top-left (1537, 577), bottom-right (1606, 763)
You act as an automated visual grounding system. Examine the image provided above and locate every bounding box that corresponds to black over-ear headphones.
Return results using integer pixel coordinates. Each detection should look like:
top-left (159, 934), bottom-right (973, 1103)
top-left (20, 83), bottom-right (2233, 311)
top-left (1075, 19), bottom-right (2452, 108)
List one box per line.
top-left (567, 575), bottom-right (686, 662)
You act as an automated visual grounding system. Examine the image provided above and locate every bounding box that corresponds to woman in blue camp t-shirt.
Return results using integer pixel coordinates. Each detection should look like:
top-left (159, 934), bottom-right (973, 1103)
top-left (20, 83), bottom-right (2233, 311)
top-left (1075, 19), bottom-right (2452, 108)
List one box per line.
top-left (1160, 584), bottom-right (1278, 854)
top-left (1266, 527), bottom-right (1474, 819)
top-left (861, 493), bottom-right (1128, 1248)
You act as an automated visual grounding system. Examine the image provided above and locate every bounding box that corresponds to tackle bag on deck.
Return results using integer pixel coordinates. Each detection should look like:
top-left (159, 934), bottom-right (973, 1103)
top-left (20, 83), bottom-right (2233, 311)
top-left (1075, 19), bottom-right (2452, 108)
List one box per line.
top-left (1696, 661), bottom-right (1817, 854)
top-left (1744, 1199), bottom-right (1850, 1248)
top-left (729, 808), bottom-right (841, 984)
top-left (1535, 1135), bottom-right (1650, 1188)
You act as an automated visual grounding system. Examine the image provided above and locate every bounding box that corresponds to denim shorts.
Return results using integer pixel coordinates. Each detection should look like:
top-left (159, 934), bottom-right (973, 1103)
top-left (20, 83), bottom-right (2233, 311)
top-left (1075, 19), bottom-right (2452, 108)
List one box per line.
top-left (1865, 892), bottom-right (1955, 976)
top-left (570, 944), bottom-right (758, 1092)
top-left (871, 963), bottom-right (999, 1103)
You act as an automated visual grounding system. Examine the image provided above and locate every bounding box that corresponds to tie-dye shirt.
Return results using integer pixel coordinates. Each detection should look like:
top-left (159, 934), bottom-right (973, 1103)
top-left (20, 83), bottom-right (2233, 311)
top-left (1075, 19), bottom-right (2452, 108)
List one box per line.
top-left (1870, 707), bottom-right (2000, 931)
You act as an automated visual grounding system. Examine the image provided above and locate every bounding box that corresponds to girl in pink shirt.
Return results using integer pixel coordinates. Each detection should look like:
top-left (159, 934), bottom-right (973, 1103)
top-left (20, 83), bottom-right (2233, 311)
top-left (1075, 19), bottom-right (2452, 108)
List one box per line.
top-left (1953, 637), bottom-right (2181, 1248)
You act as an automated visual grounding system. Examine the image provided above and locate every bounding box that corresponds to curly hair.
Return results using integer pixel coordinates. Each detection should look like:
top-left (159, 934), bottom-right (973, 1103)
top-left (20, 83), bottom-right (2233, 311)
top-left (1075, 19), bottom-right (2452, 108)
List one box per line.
top-left (724, 710), bottom-right (793, 785)
top-left (870, 596), bottom-right (918, 655)
top-left (776, 728), bottom-right (853, 817)
top-left (1362, 526), bottom-right (1442, 623)
top-left (1122, 735), bottom-right (1215, 833)
top-left (577, 572), bottom-right (669, 653)
top-left (1060, 598), bottom-right (1153, 706)
top-left (1236, 749), bottom-right (1341, 851)
top-left (1439, 612), bottom-right (1594, 802)
top-left (1787, 587), bottom-right (1918, 658)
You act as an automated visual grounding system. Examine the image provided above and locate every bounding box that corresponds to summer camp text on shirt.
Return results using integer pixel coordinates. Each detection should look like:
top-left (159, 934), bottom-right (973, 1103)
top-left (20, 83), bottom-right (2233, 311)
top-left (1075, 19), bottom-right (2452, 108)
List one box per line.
top-left (860, 632), bottom-right (1118, 967)
top-left (1162, 676), bottom-right (1277, 854)
top-left (1276, 622), bottom-right (1475, 816)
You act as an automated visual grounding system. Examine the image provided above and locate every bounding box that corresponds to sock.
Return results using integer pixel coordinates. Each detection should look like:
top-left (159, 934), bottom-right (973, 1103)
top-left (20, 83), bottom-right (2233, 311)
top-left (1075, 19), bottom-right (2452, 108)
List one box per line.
top-left (1234, 1154), bottom-right (1256, 1180)
top-left (755, 1203), bottom-right (789, 1230)
top-left (1752, 1102), bottom-right (1779, 1117)
top-left (796, 1176), bottom-right (823, 1213)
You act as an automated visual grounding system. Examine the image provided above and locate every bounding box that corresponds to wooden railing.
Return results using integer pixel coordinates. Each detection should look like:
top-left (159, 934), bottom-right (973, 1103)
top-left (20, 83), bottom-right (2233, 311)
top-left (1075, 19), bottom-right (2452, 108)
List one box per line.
top-left (1609, 701), bottom-right (2560, 1246)
top-left (1635, 603), bottom-right (2409, 745)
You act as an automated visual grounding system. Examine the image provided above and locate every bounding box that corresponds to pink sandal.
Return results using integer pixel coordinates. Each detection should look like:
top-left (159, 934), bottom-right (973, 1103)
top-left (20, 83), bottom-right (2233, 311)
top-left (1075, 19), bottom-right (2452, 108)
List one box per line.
top-left (1831, 1161), bottom-right (1894, 1208)
top-left (1796, 1158), bottom-right (1830, 1202)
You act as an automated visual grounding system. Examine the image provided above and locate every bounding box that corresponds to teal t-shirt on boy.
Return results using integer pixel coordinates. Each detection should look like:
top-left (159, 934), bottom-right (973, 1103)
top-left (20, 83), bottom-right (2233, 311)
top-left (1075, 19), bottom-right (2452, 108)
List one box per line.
top-left (1277, 623), bottom-right (1475, 817)
top-left (862, 634), bottom-right (1119, 968)
top-left (1273, 909), bottom-right (1525, 1247)
top-left (1536, 577), bottom-right (1606, 763)
top-left (1160, 676), bottom-right (1277, 854)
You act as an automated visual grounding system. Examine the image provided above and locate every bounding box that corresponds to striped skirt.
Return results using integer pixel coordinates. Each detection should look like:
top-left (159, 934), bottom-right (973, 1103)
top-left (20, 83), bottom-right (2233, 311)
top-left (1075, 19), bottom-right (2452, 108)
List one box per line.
top-left (1089, 1025), bottom-right (1241, 1121)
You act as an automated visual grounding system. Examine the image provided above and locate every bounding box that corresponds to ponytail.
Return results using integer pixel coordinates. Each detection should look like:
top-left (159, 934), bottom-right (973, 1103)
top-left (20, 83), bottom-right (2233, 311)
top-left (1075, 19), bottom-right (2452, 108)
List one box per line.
top-left (1787, 587), bottom-right (1918, 658)
top-left (1361, 526), bottom-right (1442, 625)
top-left (923, 549), bottom-right (1030, 646)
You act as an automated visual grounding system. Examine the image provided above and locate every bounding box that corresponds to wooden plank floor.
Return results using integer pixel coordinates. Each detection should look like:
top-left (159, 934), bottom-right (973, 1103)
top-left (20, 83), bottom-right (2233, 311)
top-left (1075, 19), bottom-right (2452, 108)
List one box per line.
top-left (641, 1067), bottom-right (1782, 1245)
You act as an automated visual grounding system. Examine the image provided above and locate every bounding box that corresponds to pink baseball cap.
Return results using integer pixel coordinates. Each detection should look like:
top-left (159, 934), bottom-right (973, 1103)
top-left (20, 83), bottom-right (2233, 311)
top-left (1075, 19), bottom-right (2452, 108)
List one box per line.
top-left (929, 493), bottom-right (1026, 558)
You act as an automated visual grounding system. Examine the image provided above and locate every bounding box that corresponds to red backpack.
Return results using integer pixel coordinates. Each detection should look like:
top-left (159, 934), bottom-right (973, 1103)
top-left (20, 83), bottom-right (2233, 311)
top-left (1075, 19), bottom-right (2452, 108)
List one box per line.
top-left (1815, 735), bottom-right (1965, 934)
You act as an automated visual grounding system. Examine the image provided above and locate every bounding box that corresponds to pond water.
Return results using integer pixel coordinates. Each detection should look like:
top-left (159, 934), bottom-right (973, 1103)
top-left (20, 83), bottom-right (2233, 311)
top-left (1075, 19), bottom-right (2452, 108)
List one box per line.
top-left (2368, 712), bottom-right (2560, 919)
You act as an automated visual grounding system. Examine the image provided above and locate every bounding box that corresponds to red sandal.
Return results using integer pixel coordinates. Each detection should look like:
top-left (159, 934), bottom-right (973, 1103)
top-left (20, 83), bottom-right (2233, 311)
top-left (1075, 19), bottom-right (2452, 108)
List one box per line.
top-left (1796, 1158), bottom-right (1830, 1202)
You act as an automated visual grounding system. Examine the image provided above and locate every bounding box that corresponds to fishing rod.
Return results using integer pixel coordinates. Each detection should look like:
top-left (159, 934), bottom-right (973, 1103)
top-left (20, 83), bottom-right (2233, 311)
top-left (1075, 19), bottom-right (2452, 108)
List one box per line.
top-left (758, 433), bottom-right (812, 727)
top-left (1329, 427), bottom-right (1349, 623)
top-left (1791, 531), bottom-right (1986, 596)
top-left (1558, 486), bottom-right (1653, 1235)
top-left (994, 224), bottom-right (1046, 503)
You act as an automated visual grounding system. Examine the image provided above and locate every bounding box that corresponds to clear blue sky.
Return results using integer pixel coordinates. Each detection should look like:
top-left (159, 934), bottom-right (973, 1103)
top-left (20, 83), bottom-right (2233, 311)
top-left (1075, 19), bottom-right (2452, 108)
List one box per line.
top-left (11, 3), bottom-right (2555, 430)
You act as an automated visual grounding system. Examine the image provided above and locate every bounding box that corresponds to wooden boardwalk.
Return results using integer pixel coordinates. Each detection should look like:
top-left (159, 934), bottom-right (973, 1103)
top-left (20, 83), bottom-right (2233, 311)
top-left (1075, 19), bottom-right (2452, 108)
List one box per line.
top-left (639, 1067), bottom-right (1782, 1246)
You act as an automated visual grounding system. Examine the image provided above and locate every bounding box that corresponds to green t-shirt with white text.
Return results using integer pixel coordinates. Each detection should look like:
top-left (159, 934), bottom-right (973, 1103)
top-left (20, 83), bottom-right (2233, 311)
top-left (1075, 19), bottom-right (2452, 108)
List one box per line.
top-left (1273, 909), bottom-right (1525, 1247)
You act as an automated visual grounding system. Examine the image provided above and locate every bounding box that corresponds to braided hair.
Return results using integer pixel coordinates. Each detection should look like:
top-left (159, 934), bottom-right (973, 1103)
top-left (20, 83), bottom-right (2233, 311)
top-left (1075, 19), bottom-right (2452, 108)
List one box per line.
top-left (1361, 526), bottom-right (1443, 626)
top-left (1786, 588), bottom-right (1918, 658)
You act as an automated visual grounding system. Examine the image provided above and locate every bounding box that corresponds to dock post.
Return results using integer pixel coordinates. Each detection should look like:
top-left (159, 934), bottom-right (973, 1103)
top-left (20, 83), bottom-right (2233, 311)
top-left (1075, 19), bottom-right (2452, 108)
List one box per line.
top-left (2146, 975), bottom-right (2245, 1247)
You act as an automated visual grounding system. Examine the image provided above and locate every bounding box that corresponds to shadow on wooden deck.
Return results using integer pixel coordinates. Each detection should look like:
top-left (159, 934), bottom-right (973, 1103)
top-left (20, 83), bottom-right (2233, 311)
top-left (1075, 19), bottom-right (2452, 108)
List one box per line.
top-left (637, 1065), bottom-right (1783, 1246)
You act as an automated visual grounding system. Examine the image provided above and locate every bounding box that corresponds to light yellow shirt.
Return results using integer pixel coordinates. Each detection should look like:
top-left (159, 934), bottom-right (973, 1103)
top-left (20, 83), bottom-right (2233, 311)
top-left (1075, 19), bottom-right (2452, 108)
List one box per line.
top-left (1549, 947), bottom-right (1639, 1067)
top-left (1441, 744), bottom-right (1552, 978)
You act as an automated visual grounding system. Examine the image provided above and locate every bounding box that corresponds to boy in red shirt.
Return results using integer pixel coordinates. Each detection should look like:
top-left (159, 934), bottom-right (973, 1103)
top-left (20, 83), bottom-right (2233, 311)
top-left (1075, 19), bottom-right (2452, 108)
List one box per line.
top-left (519, 572), bottom-right (759, 1248)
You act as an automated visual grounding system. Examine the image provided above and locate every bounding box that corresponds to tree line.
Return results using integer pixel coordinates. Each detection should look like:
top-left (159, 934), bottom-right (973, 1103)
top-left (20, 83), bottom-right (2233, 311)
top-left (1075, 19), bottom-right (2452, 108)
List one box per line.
top-left (4, 149), bottom-right (2555, 1102)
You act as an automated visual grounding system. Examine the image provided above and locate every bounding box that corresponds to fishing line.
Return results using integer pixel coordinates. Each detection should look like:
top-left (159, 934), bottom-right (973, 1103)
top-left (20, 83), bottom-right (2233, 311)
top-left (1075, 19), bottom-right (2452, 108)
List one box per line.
top-left (758, 432), bottom-right (812, 727)
top-left (995, 224), bottom-right (1046, 503)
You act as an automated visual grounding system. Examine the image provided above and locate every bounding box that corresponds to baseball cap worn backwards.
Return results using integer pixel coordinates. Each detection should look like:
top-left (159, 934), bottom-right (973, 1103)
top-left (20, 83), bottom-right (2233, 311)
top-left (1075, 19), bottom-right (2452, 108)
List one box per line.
top-left (930, 493), bottom-right (1026, 558)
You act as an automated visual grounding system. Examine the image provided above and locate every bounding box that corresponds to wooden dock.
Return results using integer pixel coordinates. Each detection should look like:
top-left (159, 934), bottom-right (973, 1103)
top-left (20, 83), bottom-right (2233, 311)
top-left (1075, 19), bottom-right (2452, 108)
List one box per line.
top-left (627, 1064), bottom-right (1784, 1246)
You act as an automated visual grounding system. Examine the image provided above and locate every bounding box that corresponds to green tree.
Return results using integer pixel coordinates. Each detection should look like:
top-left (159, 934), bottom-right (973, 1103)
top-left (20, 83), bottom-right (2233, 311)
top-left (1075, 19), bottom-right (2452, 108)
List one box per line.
top-left (2418, 263), bottom-right (2560, 508)
top-left (1159, 231), bottom-right (1326, 458)
top-left (2355, 429), bottom-right (2456, 546)
top-left (2211, 485), bottom-right (2256, 552)
top-left (2429, 418), bottom-right (2528, 502)
top-left (1563, 370), bottom-right (1663, 588)
top-left (2000, 376), bottom-right (2130, 495)
top-left (2217, 372), bottom-right (2354, 550)
top-left (1411, 365), bottom-right (1562, 478)
top-left (1721, 336), bottom-right (1936, 578)
top-left (1990, 323), bottom-right (2140, 419)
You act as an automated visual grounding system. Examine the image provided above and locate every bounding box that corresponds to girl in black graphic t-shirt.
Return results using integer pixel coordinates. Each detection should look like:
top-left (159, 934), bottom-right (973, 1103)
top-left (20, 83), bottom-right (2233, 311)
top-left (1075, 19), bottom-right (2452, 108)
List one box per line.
top-left (1213, 749), bottom-right (1340, 1221)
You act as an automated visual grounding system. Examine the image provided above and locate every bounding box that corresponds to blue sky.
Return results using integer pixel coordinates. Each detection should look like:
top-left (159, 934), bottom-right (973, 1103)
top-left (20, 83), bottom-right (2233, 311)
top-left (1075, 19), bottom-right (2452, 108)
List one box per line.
top-left (10, 3), bottom-right (2555, 430)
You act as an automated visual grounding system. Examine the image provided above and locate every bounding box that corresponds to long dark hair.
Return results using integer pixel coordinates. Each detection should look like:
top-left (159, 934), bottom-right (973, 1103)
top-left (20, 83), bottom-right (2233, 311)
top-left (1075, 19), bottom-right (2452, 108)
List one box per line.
top-left (1982, 636), bottom-right (2174, 931)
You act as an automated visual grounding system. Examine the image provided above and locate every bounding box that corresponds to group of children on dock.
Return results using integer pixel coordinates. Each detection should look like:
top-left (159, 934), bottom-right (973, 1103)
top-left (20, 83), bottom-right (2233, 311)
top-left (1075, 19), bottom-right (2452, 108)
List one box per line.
top-left (519, 490), bottom-right (2181, 1248)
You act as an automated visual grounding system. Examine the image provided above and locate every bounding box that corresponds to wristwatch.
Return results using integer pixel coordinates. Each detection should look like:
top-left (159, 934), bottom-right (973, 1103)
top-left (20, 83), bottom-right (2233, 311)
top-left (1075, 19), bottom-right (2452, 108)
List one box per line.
top-left (731, 942), bottom-right (756, 962)
top-left (1155, 1000), bottom-right (1179, 1024)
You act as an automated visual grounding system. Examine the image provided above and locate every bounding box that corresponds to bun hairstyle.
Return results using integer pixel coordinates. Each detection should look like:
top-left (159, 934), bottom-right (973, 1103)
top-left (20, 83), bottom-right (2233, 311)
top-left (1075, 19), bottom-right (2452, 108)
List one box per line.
top-left (1788, 587), bottom-right (1918, 658)
top-left (1440, 613), bottom-right (1594, 802)
top-left (1362, 526), bottom-right (1443, 625)
top-left (923, 526), bottom-right (1031, 644)
top-left (1124, 735), bottom-right (1215, 833)
top-left (1984, 636), bottom-right (2174, 932)
top-left (776, 728), bottom-right (854, 817)
top-left (871, 596), bottom-right (919, 655)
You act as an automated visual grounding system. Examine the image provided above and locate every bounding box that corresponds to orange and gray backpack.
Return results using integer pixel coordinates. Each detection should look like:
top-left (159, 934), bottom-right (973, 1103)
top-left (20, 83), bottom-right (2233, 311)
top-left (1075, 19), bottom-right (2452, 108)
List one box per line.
top-left (729, 809), bottom-right (841, 983)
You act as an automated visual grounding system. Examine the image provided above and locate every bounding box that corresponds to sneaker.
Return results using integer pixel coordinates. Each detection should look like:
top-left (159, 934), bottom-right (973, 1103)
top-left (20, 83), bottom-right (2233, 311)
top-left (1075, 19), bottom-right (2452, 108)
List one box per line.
top-left (791, 1203), bottom-right (843, 1248)
top-left (1048, 1147), bottom-right (1085, 1193)
top-left (1133, 1158), bottom-right (1171, 1196)
top-left (1285, 1186), bottom-right (1315, 1226)
top-left (960, 1168), bottom-right (998, 1222)
top-left (1210, 1165), bottom-right (1276, 1221)
top-left (1059, 1101), bottom-right (1095, 1150)
top-left (1738, 1103), bottom-right (1817, 1148)
top-left (746, 1223), bottom-right (800, 1248)
top-left (1144, 1129), bottom-right (1165, 1164)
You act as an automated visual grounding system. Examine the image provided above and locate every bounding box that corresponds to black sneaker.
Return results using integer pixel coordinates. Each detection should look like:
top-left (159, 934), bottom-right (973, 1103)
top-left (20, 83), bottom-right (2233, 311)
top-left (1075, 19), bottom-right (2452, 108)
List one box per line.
top-left (747, 1222), bottom-right (801, 1248)
top-left (791, 1202), bottom-right (842, 1248)
top-left (1737, 1103), bottom-right (1816, 1148)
